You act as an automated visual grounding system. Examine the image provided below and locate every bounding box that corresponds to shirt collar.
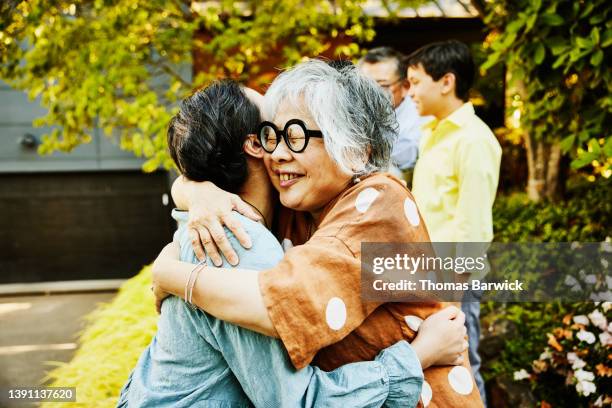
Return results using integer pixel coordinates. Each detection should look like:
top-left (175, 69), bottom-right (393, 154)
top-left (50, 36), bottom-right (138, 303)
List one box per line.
top-left (445, 102), bottom-right (474, 128)
top-left (421, 102), bottom-right (474, 131)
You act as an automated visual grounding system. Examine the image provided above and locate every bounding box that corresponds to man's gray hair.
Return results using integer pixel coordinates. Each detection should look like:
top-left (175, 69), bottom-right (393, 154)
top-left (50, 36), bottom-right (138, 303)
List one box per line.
top-left (263, 59), bottom-right (398, 175)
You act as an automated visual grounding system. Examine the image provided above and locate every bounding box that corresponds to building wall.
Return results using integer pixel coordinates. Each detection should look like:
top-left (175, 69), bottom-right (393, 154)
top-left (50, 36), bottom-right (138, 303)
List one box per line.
top-left (0, 82), bottom-right (175, 283)
top-left (0, 82), bottom-right (147, 172)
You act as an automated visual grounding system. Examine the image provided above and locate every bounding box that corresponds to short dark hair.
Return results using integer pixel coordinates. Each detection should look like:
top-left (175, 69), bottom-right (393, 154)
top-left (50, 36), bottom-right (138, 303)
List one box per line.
top-left (406, 40), bottom-right (474, 101)
top-left (361, 46), bottom-right (408, 80)
top-left (167, 80), bottom-right (260, 193)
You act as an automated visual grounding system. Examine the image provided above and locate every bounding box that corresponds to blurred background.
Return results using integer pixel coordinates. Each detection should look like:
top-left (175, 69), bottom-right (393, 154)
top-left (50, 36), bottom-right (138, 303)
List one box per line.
top-left (0, 0), bottom-right (610, 407)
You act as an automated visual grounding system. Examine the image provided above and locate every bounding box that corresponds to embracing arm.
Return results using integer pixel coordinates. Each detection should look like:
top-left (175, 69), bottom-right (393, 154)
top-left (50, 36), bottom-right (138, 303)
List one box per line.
top-left (152, 243), bottom-right (278, 337)
top-left (152, 241), bottom-right (467, 368)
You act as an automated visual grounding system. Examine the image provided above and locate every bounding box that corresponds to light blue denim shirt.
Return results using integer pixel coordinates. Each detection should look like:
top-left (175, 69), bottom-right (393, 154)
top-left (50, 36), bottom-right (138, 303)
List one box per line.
top-left (391, 97), bottom-right (430, 170)
top-left (117, 210), bottom-right (423, 408)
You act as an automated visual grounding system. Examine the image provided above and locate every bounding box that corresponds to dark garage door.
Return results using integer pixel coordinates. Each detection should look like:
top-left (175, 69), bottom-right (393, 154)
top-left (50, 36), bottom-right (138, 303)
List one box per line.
top-left (0, 171), bottom-right (175, 283)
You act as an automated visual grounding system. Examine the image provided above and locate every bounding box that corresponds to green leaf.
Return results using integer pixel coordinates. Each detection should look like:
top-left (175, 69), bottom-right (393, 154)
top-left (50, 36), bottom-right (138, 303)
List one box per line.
top-left (589, 138), bottom-right (601, 154)
top-left (481, 52), bottom-right (501, 71)
top-left (571, 153), bottom-right (596, 169)
top-left (552, 53), bottom-right (567, 69)
top-left (579, 2), bottom-right (595, 19)
top-left (575, 36), bottom-right (594, 49)
top-left (534, 43), bottom-right (546, 64)
top-left (602, 29), bottom-right (612, 48)
top-left (507, 19), bottom-right (525, 34)
top-left (569, 48), bottom-right (591, 62)
top-left (501, 32), bottom-right (518, 49)
top-left (548, 36), bottom-right (568, 55)
top-left (559, 134), bottom-right (575, 152)
top-left (590, 27), bottom-right (600, 45)
top-left (541, 13), bottom-right (564, 26)
top-left (526, 13), bottom-right (538, 32)
top-left (589, 14), bottom-right (605, 25)
top-left (604, 137), bottom-right (612, 157)
top-left (591, 49), bottom-right (604, 66)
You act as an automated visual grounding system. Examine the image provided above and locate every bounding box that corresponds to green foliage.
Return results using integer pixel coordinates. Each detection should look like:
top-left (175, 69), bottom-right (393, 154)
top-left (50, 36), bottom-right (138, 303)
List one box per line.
top-left (482, 302), bottom-right (611, 407)
top-left (493, 177), bottom-right (612, 242)
top-left (484, 179), bottom-right (611, 406)
top-left (0, 0), bottom-right (375, 172)
top-left (482, 301), bottom-right (568, 380)
top-left (482, 0), bottom-right (612, 179)
top-left (40, 266), bottom-right (157, 408)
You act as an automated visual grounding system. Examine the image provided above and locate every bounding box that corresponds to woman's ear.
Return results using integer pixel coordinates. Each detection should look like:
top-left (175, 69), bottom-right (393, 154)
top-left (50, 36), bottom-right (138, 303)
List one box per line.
top-left (243, 134), bottom-right (264, 158)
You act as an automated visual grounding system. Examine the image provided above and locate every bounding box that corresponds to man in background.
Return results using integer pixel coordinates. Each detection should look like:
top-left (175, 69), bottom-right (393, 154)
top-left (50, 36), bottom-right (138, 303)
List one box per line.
top-left (407, 40), bottom-right (503, 407)
top-left (359, 47), bottom-right (427, 176)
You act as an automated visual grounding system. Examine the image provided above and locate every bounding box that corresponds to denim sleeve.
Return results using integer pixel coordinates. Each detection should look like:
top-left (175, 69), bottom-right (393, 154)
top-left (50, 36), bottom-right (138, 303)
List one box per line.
top-left (376, 340), bottom-right (424, 408)
top-left (198, 311), bottom-right (424, 408)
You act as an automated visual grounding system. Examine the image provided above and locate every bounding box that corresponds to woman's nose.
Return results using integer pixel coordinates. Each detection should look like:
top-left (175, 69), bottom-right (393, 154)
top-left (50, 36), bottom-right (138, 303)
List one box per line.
top-left (271, 137), bottom-right (293, 162)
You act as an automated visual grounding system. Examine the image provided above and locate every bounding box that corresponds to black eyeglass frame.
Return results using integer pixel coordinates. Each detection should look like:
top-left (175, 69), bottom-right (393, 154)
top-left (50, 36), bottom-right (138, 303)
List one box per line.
top-left (257, 119), bottom-right (323, 153)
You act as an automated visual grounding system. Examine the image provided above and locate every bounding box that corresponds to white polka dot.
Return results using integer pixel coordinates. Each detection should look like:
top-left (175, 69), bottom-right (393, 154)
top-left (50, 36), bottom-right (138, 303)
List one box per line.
top-left (404, 315), bottom-right (423, 332)
top-left (355, 188), bottom-right (380, 213)
top-left (404, 198), bottom-right (420, 226)
top-left (325, 297), bottom-right (347, 330)
top-left (282, 238), bottom-right (293, 251)
top-left (448, 366), bottom-right (474, 395)
top-left (421, 380), bottom-right (432, 407)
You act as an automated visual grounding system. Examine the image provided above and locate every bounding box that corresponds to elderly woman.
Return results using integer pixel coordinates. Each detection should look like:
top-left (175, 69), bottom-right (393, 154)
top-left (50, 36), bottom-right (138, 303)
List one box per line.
top-left (119, 79), bottom-right (467, 408)
top-left (154, 60), bottom-right (483, 407)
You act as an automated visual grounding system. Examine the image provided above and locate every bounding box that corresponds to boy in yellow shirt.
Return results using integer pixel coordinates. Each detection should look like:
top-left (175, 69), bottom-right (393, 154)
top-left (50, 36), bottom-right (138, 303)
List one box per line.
top-left (407, 40), bottom-right (502, 407)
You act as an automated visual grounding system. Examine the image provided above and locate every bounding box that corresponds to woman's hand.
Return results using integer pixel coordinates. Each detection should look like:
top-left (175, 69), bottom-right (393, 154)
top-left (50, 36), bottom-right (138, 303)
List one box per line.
top-left (151, 242), bottom-right (181, 313)
top-left (410, 305), bottom-right (468, 370)
top-left (152, 283), bottom-right (170, 314)
top-left (171, 176), bottom-right (261, 266)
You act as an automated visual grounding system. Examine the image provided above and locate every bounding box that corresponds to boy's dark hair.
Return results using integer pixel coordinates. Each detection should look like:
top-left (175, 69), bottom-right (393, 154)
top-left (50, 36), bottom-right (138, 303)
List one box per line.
top-left (167, 79), bottom-right (260, 193)
top-left (361, 46), bottom-right (408, 80)
top-left (406, 40), bottom-right (474, 101)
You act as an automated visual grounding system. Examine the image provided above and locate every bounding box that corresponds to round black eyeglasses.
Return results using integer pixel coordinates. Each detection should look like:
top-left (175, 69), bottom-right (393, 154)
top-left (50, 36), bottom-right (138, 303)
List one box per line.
top-left (257, 119), bottom-right (323, 153)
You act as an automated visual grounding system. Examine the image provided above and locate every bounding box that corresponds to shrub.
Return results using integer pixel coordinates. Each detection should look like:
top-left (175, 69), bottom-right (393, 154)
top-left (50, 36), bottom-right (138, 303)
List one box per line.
top-left (40, 266), bottom-right (157, 408)
top-left (483, 178), bottom-right (611, 406)
top-left (493, 177), bottom-right (611, 243)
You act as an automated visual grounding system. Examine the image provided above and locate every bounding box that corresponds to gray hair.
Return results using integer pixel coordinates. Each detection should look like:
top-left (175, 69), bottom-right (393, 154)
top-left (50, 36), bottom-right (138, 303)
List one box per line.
top-left (263, 59), bottom-right (398, 175)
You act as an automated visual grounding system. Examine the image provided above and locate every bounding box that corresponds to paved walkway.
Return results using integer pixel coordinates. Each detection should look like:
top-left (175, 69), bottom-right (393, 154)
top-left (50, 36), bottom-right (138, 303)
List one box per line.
top-left (0, 292), bottom-right (116, 407)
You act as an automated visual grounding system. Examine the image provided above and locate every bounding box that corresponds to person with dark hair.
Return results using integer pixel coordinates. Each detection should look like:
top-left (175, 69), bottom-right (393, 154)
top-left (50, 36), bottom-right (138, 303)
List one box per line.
top-left (359, 46), bottom-right (427, 172)
top-left (407, 40), bottom-right (502, 406)
top-left (166, 80), bottom-right (260, 193)
top-left (118, 78), bottom-right (468, 407)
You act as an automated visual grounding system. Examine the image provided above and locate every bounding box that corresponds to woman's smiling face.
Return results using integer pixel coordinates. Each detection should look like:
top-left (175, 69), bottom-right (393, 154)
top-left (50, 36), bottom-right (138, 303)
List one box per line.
top-left (263, 99), bottom-right (353, 217)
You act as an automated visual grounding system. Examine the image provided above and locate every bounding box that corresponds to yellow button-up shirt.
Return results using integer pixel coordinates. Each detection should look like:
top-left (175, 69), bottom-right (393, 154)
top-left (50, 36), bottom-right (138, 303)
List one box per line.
top-left (412, 102), bottom-right (502, 243)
